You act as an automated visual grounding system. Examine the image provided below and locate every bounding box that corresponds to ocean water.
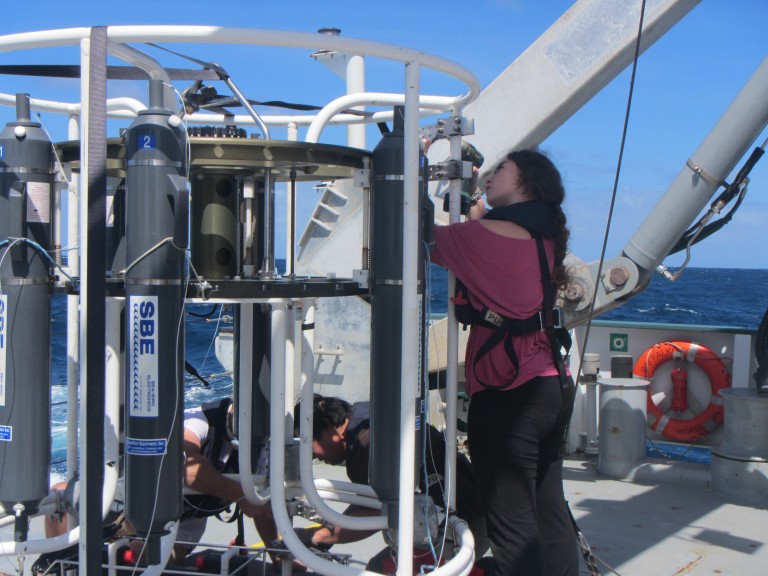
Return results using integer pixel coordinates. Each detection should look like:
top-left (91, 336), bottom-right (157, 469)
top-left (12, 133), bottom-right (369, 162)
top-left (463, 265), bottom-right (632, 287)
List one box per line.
top-left (597, 267), bottom-right (768, 328)
top-left (47, 266), bottom-right (768, 471)
top-left (429, 265), bottom-right (768, 329)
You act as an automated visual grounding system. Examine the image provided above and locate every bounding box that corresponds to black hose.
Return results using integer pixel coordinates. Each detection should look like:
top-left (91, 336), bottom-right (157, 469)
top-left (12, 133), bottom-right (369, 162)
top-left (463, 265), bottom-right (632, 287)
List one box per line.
top-left (187, 303), bottom-right (220, 318)
top-left (185, 361), bottom-right (211, 387)
top-left (669, 146), bottom-right (764, 255)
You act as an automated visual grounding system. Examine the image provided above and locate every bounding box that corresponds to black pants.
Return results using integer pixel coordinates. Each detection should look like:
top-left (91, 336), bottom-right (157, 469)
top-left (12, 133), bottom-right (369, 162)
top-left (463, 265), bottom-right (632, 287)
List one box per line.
top-left (467, 376), bottom-right (579, 576)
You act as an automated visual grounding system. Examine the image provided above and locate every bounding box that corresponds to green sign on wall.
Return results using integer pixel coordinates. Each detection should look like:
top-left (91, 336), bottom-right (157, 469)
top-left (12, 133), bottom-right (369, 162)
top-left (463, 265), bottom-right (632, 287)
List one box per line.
top-left (609, 333), bottom-right (628, 352)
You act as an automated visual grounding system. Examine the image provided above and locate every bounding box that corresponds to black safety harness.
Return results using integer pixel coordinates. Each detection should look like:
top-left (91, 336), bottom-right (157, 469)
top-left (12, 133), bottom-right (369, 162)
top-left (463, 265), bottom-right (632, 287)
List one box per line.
top-left (452, 202), bottom-right (571, 393)
top-left (451, 201), bottom-right (600, 574)
top-left (181, 397), bottom-right (248, 545)
top-left (183, 398), bottom-right (241, 520)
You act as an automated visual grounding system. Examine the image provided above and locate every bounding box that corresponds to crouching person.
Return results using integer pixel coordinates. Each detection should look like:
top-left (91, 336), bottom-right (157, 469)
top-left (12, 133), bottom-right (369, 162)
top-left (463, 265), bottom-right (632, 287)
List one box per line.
top-left (41, 397), bottom-right (275, 570)
top-left (296, 395), bottom-right (486, 568)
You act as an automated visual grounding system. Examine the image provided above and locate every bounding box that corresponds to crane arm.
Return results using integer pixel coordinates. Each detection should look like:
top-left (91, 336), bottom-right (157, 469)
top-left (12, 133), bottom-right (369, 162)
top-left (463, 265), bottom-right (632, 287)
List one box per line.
top-left (561, 56), bottom-right (768, 327)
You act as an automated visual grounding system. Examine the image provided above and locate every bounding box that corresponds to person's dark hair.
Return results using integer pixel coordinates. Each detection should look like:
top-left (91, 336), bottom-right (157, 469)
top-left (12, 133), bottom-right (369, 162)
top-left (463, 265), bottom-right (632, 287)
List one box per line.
top-left (506, 149), bottom-right (569, 287)
top-left (311, 394), bottom-right (351, 441)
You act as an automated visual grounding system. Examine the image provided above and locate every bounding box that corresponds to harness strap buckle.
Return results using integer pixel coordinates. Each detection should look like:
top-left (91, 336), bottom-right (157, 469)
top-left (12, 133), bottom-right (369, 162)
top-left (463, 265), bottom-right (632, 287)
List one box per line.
top-left (539, 307), bottom-right (563, 331)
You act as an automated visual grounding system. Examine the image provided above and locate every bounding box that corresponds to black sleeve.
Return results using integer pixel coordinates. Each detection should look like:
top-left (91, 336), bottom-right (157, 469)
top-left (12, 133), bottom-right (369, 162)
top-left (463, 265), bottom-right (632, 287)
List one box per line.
top-left (345, 425), bottom-right (370, 486)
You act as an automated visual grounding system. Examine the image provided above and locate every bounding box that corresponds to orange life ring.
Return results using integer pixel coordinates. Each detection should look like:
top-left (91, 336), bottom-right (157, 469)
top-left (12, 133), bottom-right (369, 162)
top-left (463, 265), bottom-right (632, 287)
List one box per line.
top-left (633, 341), bottom-right (730, 442)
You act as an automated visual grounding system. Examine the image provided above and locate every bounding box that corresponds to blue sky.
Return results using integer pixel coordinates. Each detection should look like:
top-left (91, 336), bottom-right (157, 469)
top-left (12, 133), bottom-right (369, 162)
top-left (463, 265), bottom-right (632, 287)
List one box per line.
top-left (1, 0), bottom-right (766, 268)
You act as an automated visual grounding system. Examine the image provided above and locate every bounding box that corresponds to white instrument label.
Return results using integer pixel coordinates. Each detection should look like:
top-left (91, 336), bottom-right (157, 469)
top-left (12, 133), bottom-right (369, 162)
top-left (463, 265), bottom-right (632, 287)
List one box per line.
top-left (26, 181), bottom-right (51, 223)
top-left (128, 295), bottom-right (159, 417)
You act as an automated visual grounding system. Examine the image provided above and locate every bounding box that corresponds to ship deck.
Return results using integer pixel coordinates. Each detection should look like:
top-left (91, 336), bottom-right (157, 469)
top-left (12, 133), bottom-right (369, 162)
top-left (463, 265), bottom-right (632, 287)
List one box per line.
top-left (4, 455), bottom-right (767, 575)
top-left (563, 455), bottom-right (767, 575)
top-left (185, 455), bottom-right (768, 575)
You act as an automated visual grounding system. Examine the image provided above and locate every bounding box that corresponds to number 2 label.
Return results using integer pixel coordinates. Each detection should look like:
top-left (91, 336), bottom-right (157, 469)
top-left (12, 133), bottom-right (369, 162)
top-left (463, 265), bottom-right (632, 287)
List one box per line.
top-left (140, 134), bottom-right (155, 150)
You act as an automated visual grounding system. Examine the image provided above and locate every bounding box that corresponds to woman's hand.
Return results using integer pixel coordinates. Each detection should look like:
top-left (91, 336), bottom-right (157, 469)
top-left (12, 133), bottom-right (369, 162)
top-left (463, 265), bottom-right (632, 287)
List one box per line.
top-left (467, 167), bottom-right (486, 220)
top-left (468, 199), bottom-right (487, 220)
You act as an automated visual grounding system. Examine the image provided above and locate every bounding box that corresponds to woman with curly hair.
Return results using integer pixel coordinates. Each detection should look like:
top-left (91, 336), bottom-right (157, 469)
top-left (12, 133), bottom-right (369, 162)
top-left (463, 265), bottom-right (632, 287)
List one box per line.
top-left (430, 148), bottom-right (578, 576)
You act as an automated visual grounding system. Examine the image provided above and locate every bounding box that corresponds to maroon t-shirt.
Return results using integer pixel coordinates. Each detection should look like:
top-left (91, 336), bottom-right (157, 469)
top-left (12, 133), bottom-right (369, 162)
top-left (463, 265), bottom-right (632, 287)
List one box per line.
top-left (431, 220), bottom-right (561, 395)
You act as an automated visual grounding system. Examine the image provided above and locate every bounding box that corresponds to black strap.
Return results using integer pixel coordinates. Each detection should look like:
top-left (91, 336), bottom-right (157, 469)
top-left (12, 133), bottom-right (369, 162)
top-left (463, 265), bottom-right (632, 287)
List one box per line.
top-left (534, 244), bottom-right (594, 575)
top-left (185, 360), bottom-right (211, 387)
top-left (469, 323), bottom-right (518, 389)
top-left (234, 508), bottom-right (245, 547)
top-left (468, 234), bottom-right (570, 390)
top-left (0, 64), bottom-right (221, 81)
top-left (200, 398), bottom-right (237, 473)
top-left (534, 236), bottom-right (571, 395)
top-left (535, 242), bottom-right (593, 573)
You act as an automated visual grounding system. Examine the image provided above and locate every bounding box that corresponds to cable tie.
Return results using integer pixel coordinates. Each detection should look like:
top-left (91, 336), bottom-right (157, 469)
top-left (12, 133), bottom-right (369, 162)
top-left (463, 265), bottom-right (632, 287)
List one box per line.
top-left (685, 158), bottom-right (728, 188)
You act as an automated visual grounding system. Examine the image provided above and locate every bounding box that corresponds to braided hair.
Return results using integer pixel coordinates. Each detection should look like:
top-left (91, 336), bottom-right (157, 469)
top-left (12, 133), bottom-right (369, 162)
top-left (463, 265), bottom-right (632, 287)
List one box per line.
top-left (505, 149), bottom-right (570, 288)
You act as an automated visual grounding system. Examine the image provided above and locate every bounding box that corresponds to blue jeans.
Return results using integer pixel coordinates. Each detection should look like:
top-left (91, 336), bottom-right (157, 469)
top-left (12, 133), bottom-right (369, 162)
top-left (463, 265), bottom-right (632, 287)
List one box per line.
top-left (467, 376), bottom-right (578, 576)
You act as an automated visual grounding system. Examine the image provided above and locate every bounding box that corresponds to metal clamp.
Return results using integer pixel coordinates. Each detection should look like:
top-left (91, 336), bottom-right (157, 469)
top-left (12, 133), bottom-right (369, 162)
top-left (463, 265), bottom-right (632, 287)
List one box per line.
top-left (353, 167), bottom-right (370, 188)
top-left (686, 158), bottom-right (727, 188)
top-left (420, 115), bottom-right (475, 141)
top-left (427, 159), bottom-right (472, 181)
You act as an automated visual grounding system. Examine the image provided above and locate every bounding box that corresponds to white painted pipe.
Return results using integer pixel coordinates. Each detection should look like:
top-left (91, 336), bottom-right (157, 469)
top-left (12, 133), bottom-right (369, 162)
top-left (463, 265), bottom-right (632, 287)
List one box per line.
top-left (0, 27), bottom-right (92, 51)
top-left (105, 98), bottom-right (147, 115)
top-left (305, 92), bottom-right (457, 143)
top-left (301, 300), bottom-right (315, 370)
top-left (285, 303), bottom-right (297, 443)
top-left (186, 109), bottom-right (445, 127)
top-left (0, 95), bottom-right (451, 129)
top-left (0, 27), bottom-right (480, 107)
top-left (298, 361), bottom-right (387, 529)
top-left (443, 128), bottom-right (464, 513)
top-left (346, 54), bottom-right (366, 149)
top-left (271, 305), bottom-right (381, 575)
top-left (243, 177), bottom-right (255, 276)
top-left (0, 93), bottom-right (147, 116)
top-left (396, 59), bottom-right (421, 576)
top-left (315, 490), bottom-right (381, 509)
top-left (313, 479), bottom-right (377, 499)
top-left (0, 451), bottom-right (119, 555)
top-left (106, 43), bottom-right (175, 110)
top-left (66, 115), bottom-right (80, 479)
top-left (136, 521), bottom-right (178, 576)
top-left (107, 28), bottom-right (479, 104)
top-left (428, 518), bottom-right (476, 576)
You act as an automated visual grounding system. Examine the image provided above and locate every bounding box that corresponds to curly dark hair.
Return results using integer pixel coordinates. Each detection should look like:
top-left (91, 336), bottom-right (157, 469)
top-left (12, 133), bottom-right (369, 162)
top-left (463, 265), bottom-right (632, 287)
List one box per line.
top-left (505, 149), bottom-right (570, 287)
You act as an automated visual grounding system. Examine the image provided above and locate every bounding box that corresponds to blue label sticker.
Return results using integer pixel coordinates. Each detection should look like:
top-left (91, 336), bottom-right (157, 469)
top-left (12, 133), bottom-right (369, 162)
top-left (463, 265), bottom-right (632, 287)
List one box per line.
top-left (126, 437), bottom-right (167, 455)
top-left (139, 133), bottom-right (156, 150)
top-left (0, 425), bottom-right (11, 441)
